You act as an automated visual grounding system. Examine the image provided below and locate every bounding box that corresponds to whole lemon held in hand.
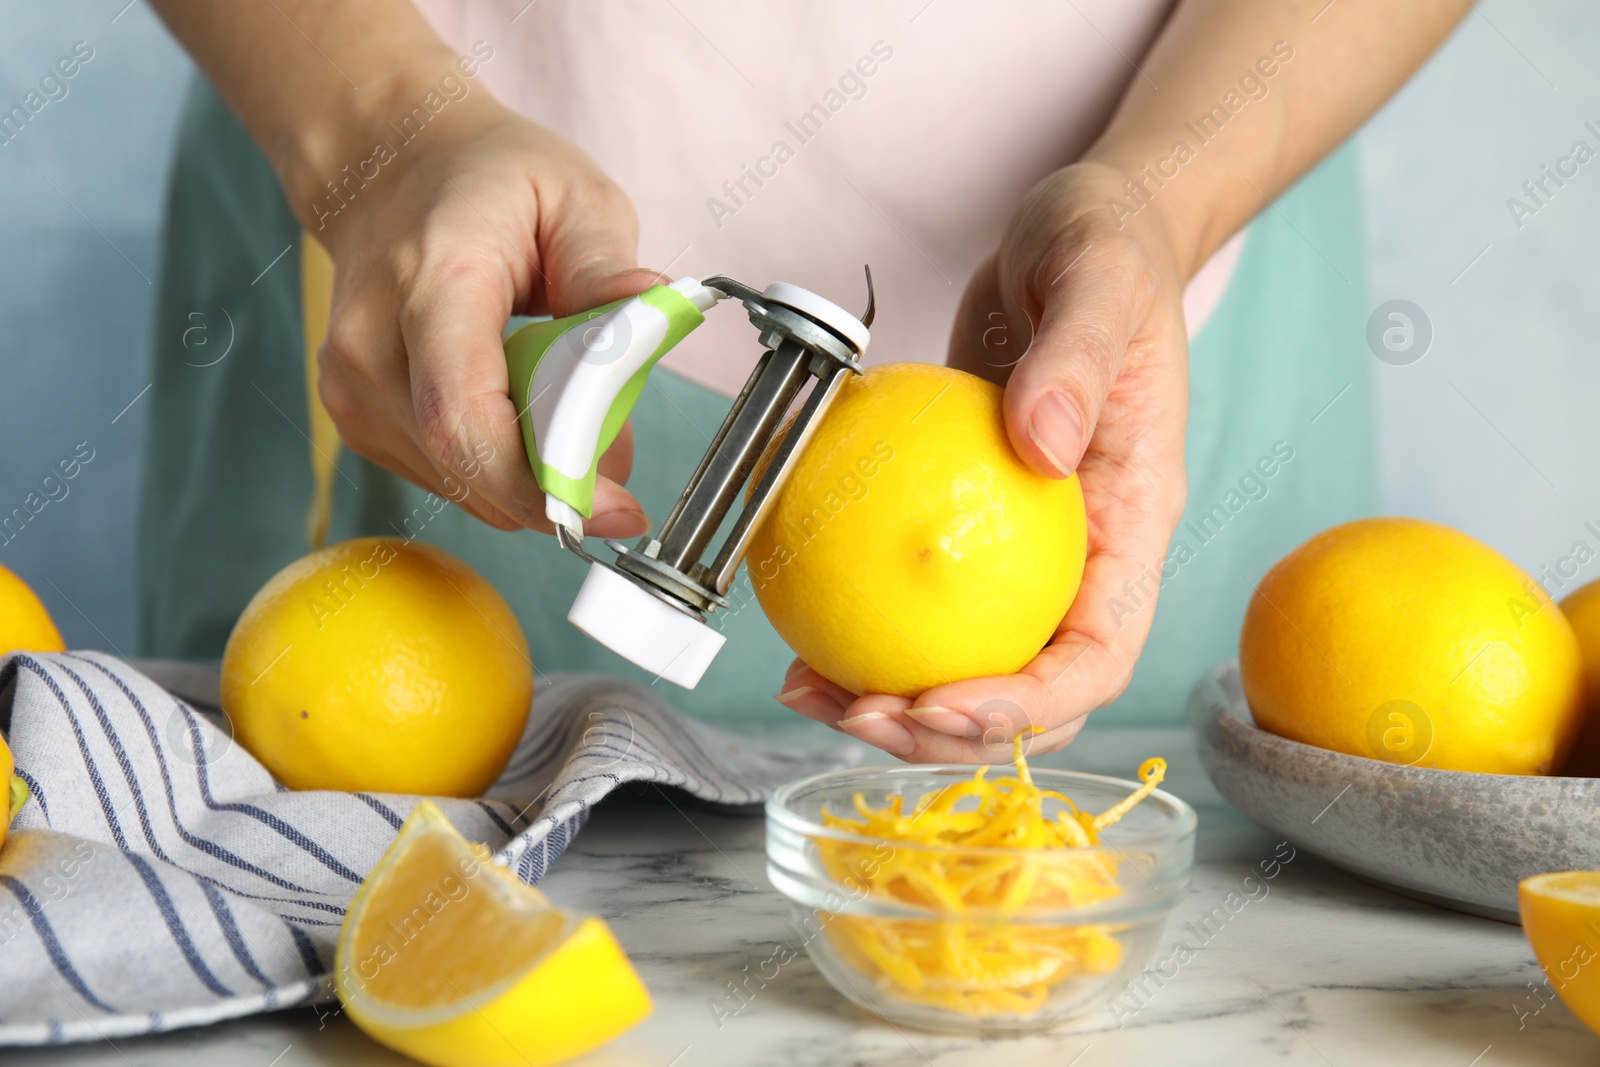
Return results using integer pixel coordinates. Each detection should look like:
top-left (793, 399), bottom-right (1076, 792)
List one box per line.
top-left (221, 539), bottom-right (533, 796)
top-left (750, 363), bottom-right (1087, 698)
top-left (1239, 518), bottom-right (1583, 775)
top-left (0, 563), bottom-right (65, 659)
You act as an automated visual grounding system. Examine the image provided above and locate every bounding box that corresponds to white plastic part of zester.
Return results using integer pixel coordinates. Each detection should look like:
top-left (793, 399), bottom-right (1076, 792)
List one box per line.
top-left (669, 275), bottom-right (723, 313)
top-left (760, 281), bottom-right (871, 354)
top-left (532, 277), bottom-right (723, 536)
top-left (567, 562), bottom-right (727, 688)
top-left (544, 496), bottom-right (584, 533)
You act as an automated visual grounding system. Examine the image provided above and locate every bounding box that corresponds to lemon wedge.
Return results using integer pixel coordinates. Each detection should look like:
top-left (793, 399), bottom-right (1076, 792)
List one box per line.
top-left (335, 801), bottom-right (651, 1067)
top-left (1519, 871), bottom-right (1600, 1037)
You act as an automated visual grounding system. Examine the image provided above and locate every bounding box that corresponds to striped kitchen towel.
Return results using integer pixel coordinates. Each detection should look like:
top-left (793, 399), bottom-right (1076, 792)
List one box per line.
top-left (0, 651), bottom-right (851, 1045)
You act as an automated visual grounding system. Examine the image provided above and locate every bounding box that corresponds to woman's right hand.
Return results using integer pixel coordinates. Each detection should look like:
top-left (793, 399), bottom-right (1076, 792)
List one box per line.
top-left (303, 83), bottom-right (660, 536)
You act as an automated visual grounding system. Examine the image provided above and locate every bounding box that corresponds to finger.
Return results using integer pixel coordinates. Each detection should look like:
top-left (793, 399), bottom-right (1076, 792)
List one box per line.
top-left (835, 692), bottom-right (1089, 765)
top-left (538, 178), bottom-right (662, 317)
top-left (589, 418), bottom-right (640, 534)
top-left (318, 303), bottom-right (527, 531)
top-left (402, 250), bottom-right (649, 534)
top-left (774, 653), bottom-right (1090, 762)
top-left (586, 476), bottom-right (653, 537)
top-left (776, 665), bottom-right (986, 762)
top-left (835, 692), bottom-right (916, 756)
top-left (598, 419), bottom-right (634, 485)
top-left (774, 662), bottom-right (853, 727)
top-left (782, 657), bottom-right (809, 690)
top-left (904, 645), bottom-right (1100, 754)
top-left (1000, 241), bottom-right (1149, 478)
top-left (910, 711), bottom-right (1088, 765)
top-left (777, 660), bottom-right (1094, 764)
top-left (907, 530), bottom-right (1174, 749)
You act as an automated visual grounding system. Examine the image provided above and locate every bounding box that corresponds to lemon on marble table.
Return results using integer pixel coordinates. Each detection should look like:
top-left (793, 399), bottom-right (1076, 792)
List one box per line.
top-left (221, 538), bottom-right (533, 796)
top-left (335, 800), bottom-right (651, 1067)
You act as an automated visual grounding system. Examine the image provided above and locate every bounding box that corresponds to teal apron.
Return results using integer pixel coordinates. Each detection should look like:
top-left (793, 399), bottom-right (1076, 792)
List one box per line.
top-left (137, 78), bottom-right (1377, 727)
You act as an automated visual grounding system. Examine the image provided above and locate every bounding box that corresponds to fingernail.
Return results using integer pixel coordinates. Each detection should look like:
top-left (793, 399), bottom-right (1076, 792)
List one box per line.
top-left (775, 686), bottom-right (846, 724)
top-left (906, 705), bottom-right (981, 739)
top-left (837, 711), bottom-right (917, 756)
top-left (1027, 391), bottom-right (1084, 476)
top-left (587, 510), bottom-right (652, 538)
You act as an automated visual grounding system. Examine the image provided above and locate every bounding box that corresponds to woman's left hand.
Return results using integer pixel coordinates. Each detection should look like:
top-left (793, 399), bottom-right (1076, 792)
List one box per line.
top-left (777, 161), bottom-right (1193, 762)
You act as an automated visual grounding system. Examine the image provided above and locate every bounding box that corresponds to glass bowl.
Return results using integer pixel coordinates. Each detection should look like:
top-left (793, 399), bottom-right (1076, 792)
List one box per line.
top-left (766, 764), bottom-right (1196, 1035)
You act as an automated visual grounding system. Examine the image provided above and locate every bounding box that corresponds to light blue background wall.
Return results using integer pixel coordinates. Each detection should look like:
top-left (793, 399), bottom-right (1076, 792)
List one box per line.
top-left (1358, 4), bottom-right (1600, 599)
top-left (0, 2), bottom-right (189, 651)
top-left (1, 2), bottom-right (1598, 651)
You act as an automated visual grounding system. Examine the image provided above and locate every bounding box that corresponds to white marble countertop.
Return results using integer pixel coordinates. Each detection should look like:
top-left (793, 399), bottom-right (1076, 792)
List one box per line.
top-left (14, 724), bottom-right (1598, 1067)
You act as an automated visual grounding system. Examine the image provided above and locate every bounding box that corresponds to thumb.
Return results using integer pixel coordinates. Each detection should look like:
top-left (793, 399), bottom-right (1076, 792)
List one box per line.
top-left (538, 184), bottom-right (662, 317)
top-left (1001, 249), bottom-right (1140, 478)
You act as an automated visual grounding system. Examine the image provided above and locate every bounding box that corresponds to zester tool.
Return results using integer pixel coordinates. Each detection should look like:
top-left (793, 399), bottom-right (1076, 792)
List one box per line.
top-left (503, 270), bottom-right (873, 689)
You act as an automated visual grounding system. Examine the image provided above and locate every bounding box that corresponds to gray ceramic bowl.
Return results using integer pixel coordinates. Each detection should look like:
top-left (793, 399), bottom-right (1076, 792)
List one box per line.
top-left (1189, 660), bottom-right (1600, 922)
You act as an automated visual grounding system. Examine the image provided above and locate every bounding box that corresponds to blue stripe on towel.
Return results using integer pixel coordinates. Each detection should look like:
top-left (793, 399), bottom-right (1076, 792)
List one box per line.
top-left (14, 659), bottom-right (130, 850)
top-left (123, 852), bottom-right (234, 998)
top-left (70, 657), bottom-right (321, 896)
top-left (284, 921), bottom-right (325, 975)
top-left (198, 882), bottom-right (274, 988)
top-left (0, 655), bottom-right (848, 1046)
top-left (476, 802), bottom-right (515, 837)
top-left (353, 793), bottom-right (404, 831)
top-left (177, 704), bottom-right (364, 885)
top-left (0, 875), bottom-right (116, 1014)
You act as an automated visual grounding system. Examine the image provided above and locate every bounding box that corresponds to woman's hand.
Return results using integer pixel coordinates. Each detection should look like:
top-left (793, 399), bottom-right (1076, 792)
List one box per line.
top-left (311, 88), bottom-right (659, 535)
top-left (777, 162), bottom-right (1191, 761)
top-left (769, 0), bottom-right (1475, 761)
top-left (146, 0), bottom-right (660, 533)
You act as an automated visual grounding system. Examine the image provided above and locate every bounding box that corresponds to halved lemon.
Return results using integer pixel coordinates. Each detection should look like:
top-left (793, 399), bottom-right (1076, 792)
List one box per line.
top-left (1518, 871), bottom-right (1600, 1037)
top-left (335, 801), bottom-right (651, 1067)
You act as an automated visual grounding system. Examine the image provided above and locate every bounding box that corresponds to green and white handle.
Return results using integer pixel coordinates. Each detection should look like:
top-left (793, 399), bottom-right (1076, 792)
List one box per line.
top-left (504, 276), bottom-right (725, 535)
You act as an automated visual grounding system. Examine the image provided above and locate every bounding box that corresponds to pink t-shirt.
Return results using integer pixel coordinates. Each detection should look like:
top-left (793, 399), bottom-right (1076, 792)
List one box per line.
top-left (415, 0), bottom-right (1242, 397)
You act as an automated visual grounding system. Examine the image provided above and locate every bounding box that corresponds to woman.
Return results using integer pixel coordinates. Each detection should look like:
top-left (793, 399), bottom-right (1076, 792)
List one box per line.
top-left (137, 0), bottom-right (1470, 760)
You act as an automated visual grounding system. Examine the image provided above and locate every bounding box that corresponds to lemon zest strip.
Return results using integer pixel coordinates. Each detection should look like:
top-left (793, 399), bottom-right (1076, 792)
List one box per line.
top-left (814, 738), bottom-right (1168, 1018)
